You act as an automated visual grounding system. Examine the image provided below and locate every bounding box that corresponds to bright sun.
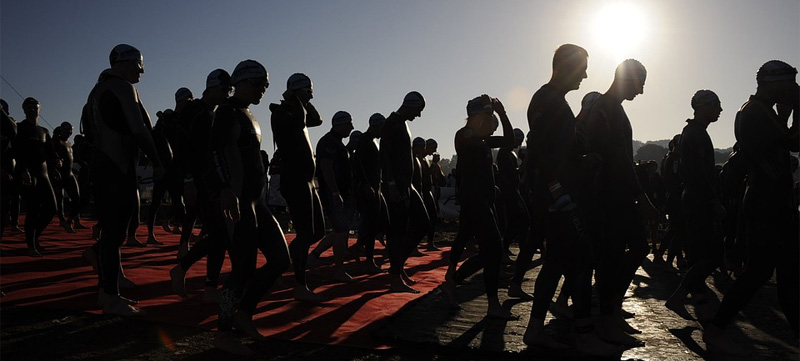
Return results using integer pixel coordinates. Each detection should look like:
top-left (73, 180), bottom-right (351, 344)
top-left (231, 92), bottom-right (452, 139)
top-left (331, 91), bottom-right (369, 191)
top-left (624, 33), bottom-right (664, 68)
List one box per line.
top-left (592, 2), bottom-right (649, 60)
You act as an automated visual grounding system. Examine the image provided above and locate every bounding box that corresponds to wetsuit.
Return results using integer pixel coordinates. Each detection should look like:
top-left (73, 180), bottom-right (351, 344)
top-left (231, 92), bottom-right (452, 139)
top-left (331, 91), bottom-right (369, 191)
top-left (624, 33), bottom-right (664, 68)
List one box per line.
top-left (147, 113), bottom-right (185, 233)
top-left (585, 94), bottom-right (650, 317)
top-left (353, 130), bottom-right (389, 262)
top-left (1, 111), bottom-right (17, 239)
top-left (210, 96), bottom-right (290, 330)
top-left (417, 154), bottom-right (438, 246)
top-left (711, 95), bottom-right (799, 336)
top-left (657, 149), bottom-right (686, 261)
top-left (316, 131), bottom-right (355, 232)
top-left (526, 84), bottom-right (595, 322)
top-left (87, 69), bottom-right (160, 295)
top-left (14, 120), bottom-right (58, 251)
top-left (177, 98), bottom-right (229, 288)
top-left (676, 119), bottom-right (723, 295)
top-left (408, 155), bottom-right (430, 247)
top-left (270, 96), bottom-right (324, 286)
top-left (450, 121), bottom-right (514, 300)
top-left (52, 133), bottom-right (80, 224)
top-left (496, 147), bottom-right (529, 254)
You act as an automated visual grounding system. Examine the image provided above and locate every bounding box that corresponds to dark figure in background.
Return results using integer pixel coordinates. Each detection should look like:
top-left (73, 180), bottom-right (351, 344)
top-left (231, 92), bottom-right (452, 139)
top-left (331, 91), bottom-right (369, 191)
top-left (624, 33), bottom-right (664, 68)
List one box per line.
top-left (585, 59), bottom-right (657, 347)
top-left (654, 134), bottom-right (686, 269)
top-left (718, 144), bottom-right (747, 277)
top-left (308, 111), bottom-right (357, 283)
top-left (352, 113), bottom-right (388, 273)
top-left (496, 128), bottom-right (528, 266)
top-left (703, 60), bottom-right (799, 355)
top-left (169, 68), bottom-right (233, 303)
top-left (13, 97), bottom-right (58, 257)
top-left (83, 44), bottom-right (165, 315)
top-left (380, 91), bottom-right (426, 293)
top-left (51, 122), bottom-right (81, 233)
top-left (428, 141), bottom-right (446, 210)
top-left (210, 60), bottom-right (290, 356)
top-left (441, 94), bottom-right (517, 320)
top-left (665, 90), bottom-right (726, 321)
top-left (270, 72), bottom-right (326, 302)
top-left (1, 99), bottom-right (19, 240)
top-left (417, 138), bottom-right (440, 251)
top-left (71, 133), bottom-right (92, 229)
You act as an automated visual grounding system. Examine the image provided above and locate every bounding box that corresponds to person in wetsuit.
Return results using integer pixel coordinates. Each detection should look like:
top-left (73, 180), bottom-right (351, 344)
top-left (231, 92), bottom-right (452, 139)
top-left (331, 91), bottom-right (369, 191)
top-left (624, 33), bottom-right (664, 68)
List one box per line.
top-left (585, 58), bottom-right (657, 347)
top-left (51, 121), bottom-right (81, 233)
top-left (352, 113), bottom-right (389, 274)
top-left (380, 91), bottom-right (426, 293)
top-left (13, 97), bottom-right (58, 257)
top-left (417, 137), bottom-right (440, 251)
top-left (665, 90), bottom-right (726, 321)
top-left (83, 44), bottom-right (165, 315)
top-left (169, 68), bottom-right (233, 303)
top-left (1, 99), bottom-right (18, 240)
top-left (440, 94), bottom-right (518, 320)
top-left (496, 128), bottom-right (527, 264)
top-left (209, 60), bottom-right (290, 356)
top-left (308, 111), bottom-right (357, 283)
top-left (269, 72), bottom-right (326, 302)
top-left (703, 60), bottom-right (799, 355)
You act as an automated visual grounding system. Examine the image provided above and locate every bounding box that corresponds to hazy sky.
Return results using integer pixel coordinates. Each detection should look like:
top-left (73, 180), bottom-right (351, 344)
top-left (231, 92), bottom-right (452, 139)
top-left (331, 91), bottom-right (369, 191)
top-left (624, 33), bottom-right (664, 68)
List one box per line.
top-left (2, 0), bottom-right (798, 159)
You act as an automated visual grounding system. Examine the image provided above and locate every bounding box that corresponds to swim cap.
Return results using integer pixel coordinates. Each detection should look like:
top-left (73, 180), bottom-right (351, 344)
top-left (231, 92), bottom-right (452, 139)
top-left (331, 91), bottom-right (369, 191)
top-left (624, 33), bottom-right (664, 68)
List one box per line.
top-left (332, 111), bottom-right (353, 126)
top-left (412, 137), bottom-right (425, 147)
top-left (368, 113), bottom-right (386, 127)
top-left (231, 60), bottom-right (269, 85)
top-left (581, 91), bottom-right (602, 109)
top-left (402, 91), bottom-right (426, 109)
top-left (756, 60), bottom-right (797, 84)
top-left (691, 90), bottom-right (720, 109)
top-left (425, 138), bottom-right (438, 148)
top-left (175, 87), bottom-right (193, 103)
top-left (615, 59), bottom-right (647, 81)
top-left (287, 73), bottom-right (313, 90)
top-left (109, 44), bottom-right (143, 67)
top-left (349, 130), bottom-right (363, 142)
top-left (206, 69), bottom-right (231, 89)
top-left (513, 128), bottom-right (525, 142)
top-left (467, 95), bottom-right (492, 116)
top-left (60, 121), bottom-right (73, 129)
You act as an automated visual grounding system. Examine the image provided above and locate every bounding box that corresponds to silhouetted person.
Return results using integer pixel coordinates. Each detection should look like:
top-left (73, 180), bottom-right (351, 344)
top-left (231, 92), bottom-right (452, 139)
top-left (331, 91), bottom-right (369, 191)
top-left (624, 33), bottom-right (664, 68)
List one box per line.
top-left (83, 44), bottom-right (165, 315)
top-left (585, 58), bottom-right (656, 347)
top-left (209, 60), bottom-right (290, 356)
top-left (270, 73), bottom-right (326, 301)
top-left (169, 68), bottom-right (233, 303)
top-left (308, 111), bottom-right (357, 283)
top-left (665, 90), bottom-right (726, 321)
top-left (1, 99), bottom-right (18, 240)
top-left (51, 121), bottom-right (81, 233)
top-left (352, 113), bottom-right (388, 273)
top-left (441, 94), bottom-right (518, 320)
top-left (703, 60), bottom-right (799, 355)
top-left (13, 97), bottom-right (58, 257)
top-left (497, 128), bottom-right (528, 264)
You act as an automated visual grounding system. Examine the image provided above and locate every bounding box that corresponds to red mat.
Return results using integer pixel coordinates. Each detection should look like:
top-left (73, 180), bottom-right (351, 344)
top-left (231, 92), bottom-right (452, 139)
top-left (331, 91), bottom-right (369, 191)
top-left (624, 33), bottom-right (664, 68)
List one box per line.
top-left (0, 218), bottom-right (450, 349)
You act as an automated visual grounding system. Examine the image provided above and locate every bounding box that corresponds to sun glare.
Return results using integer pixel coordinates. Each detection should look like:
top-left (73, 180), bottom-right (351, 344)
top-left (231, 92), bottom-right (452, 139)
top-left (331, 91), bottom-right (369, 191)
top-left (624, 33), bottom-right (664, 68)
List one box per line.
top-left (592, 2), bottom-right (649, 61)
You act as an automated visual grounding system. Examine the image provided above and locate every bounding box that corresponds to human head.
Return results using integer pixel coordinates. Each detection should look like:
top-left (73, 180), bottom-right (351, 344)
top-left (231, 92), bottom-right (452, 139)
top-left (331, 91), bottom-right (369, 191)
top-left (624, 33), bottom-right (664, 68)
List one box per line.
top-left (614, 59), bottom-right (647, 100)
top-left (347, 130), bottom-right (362, 152)
top-left (175, 87), bottom-right (193, 104)
top-left (552, 44), bottom-right (588, 91)
top-left (368, 112), bottom-right (385, 137)
top-left (398, 91), bottom-right (425, 120)
top-left (412, 137), bottom-right (426, 155)
top-left (425, 138), bottom-right (438, 155)
top-left (109, 44), bottom-right (144, 84)
top-left (22, 97), bottom-right (40, 119)
top-left (466, 94), bottom-right (497, 137)
top-left (691, 90), bottom-right (722, 123)
top-left (205, 68), bottom-right (233, 103)
top-left (60, 121), bottom-right (74, 139)
top-left (756, 60), bottom-right (798, 104)
top-left (513, 128), bottom-right (525, 147)
top-left (331, 111), bottom-right (354, 137)
top-left (231, 59), bottom-right (269, 105)
top-left (581, 91), bottom-right (602, 111)
top-left (287, 73), bottom-right (314, 104)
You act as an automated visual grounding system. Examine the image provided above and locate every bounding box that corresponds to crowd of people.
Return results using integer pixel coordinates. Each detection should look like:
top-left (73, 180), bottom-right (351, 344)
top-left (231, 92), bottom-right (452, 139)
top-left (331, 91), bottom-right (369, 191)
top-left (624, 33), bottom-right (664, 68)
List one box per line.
top-left (0, 43), bottom-right (797, 357)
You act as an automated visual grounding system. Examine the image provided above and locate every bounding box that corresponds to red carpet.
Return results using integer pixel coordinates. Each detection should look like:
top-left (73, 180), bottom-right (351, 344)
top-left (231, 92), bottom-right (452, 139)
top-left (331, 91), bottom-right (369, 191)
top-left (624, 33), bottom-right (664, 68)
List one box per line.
top-left (0, 218), bottom-right (450, 349)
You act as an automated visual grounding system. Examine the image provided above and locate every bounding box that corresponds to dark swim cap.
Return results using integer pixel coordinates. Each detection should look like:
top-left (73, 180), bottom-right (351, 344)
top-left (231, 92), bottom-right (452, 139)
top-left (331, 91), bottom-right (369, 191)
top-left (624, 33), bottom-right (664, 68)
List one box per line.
top-left (757, 60), bottom-right (797, 84)
top-left (109, 44), bottom-right (143, 66)
top-left (368, 113), bottom-right (386, 126)
top-left (175, 87), bottom-right (193, 103)
top-left (402, 91), bottom-right (425, 109)
top-left (231, 60), bottom-right (269, 85)
top-left (412, 137), bottom-right (425, 147)
top-left (287, 73), bottom-right (313, 91)
top-left (22, 97), bottom-right (39, 109)
top-left (206, 69), bottom-right (231, 89)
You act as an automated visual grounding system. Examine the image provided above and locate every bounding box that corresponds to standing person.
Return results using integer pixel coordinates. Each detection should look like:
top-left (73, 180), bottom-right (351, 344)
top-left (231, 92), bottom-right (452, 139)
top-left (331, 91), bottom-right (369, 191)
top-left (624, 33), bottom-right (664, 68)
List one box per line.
top-left (654, 134), bottom-right (685, 269)
top-left (497, 128), bottom-right (528, 264)
top-left (428, 140), bottom-right (446, 212)
top-left (83, 44), bottom-right (165, 315)
top-left (1, 99), bottom-right (18, 240)
top-left (703, 61), bottom-right (799, 355)
top-left (380, 91), bottom-right (426, 293)
top-left (585, 59), bottom-right (657, 346)
top-left (418, 138), bottom-right (440, 251)
top-left (13, 97), bottom-right (58, 257)
top-left (169, 68), bottom-right (233, 302)
top-left (269, 73), bottom-right (326, 301)
top-left (665, 90), bottom-right (726, 320)
top-left (208, 60), bottom-right (290, 356)
top-left (352, 113), bottom-right (388, 273)
top-left (307, 111), bottom-right (357, 283)
top-left (51, 122), bottom-right (81, 233)
top-left (440, 94), bottom-right (517, 319)
top-left (521, 45), bottom-right (619, 355)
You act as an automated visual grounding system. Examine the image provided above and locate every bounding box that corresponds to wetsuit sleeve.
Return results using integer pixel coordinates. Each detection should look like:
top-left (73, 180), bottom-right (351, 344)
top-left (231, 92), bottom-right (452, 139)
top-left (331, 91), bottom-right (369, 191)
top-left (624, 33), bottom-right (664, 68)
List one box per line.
top-left (112, 84), bottom-right (162, 166)
top-left (304, 102), bottom-right (323, 128)
top-left (485, 111), bottom-right (516, 149)
top-left (529, 103), bottom-right (571, 187)
top-left (207, 108), bottom-right (240, 192)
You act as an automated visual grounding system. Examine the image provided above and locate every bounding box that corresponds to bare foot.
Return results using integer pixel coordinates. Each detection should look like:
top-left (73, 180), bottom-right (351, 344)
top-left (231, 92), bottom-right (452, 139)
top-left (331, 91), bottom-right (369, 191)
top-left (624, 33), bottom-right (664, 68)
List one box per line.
top-left (169, 265), bottom-right (188, 298)
top-left (401, 270), bottom-right (417, 284)
top-left (233, 311), bottom-right (266, 341)
top-left (665, 296), bottom-right (695, 320)
top-left (487, 304), bottom-right (519, 320)
top-left (101, 294), bottom-right (147, 316)
top-left (294, 286), bottom-right (326, 302)
top-left (597, 321), bottom-right (645, 347)
top-left (508, 282), bottom-right (533, 301)
top-left (125, 236), bottom-right (146, 247)
top-left (390, 277), bottom-right (420, 294)
top-left (523, 329), bottom-right (570, 349)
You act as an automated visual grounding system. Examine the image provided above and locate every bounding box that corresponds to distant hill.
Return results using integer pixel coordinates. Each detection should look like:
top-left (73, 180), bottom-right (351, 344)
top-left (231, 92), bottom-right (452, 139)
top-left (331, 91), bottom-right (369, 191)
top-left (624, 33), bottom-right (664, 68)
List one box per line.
top-left (634, 139), bottom-right (734, 166)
